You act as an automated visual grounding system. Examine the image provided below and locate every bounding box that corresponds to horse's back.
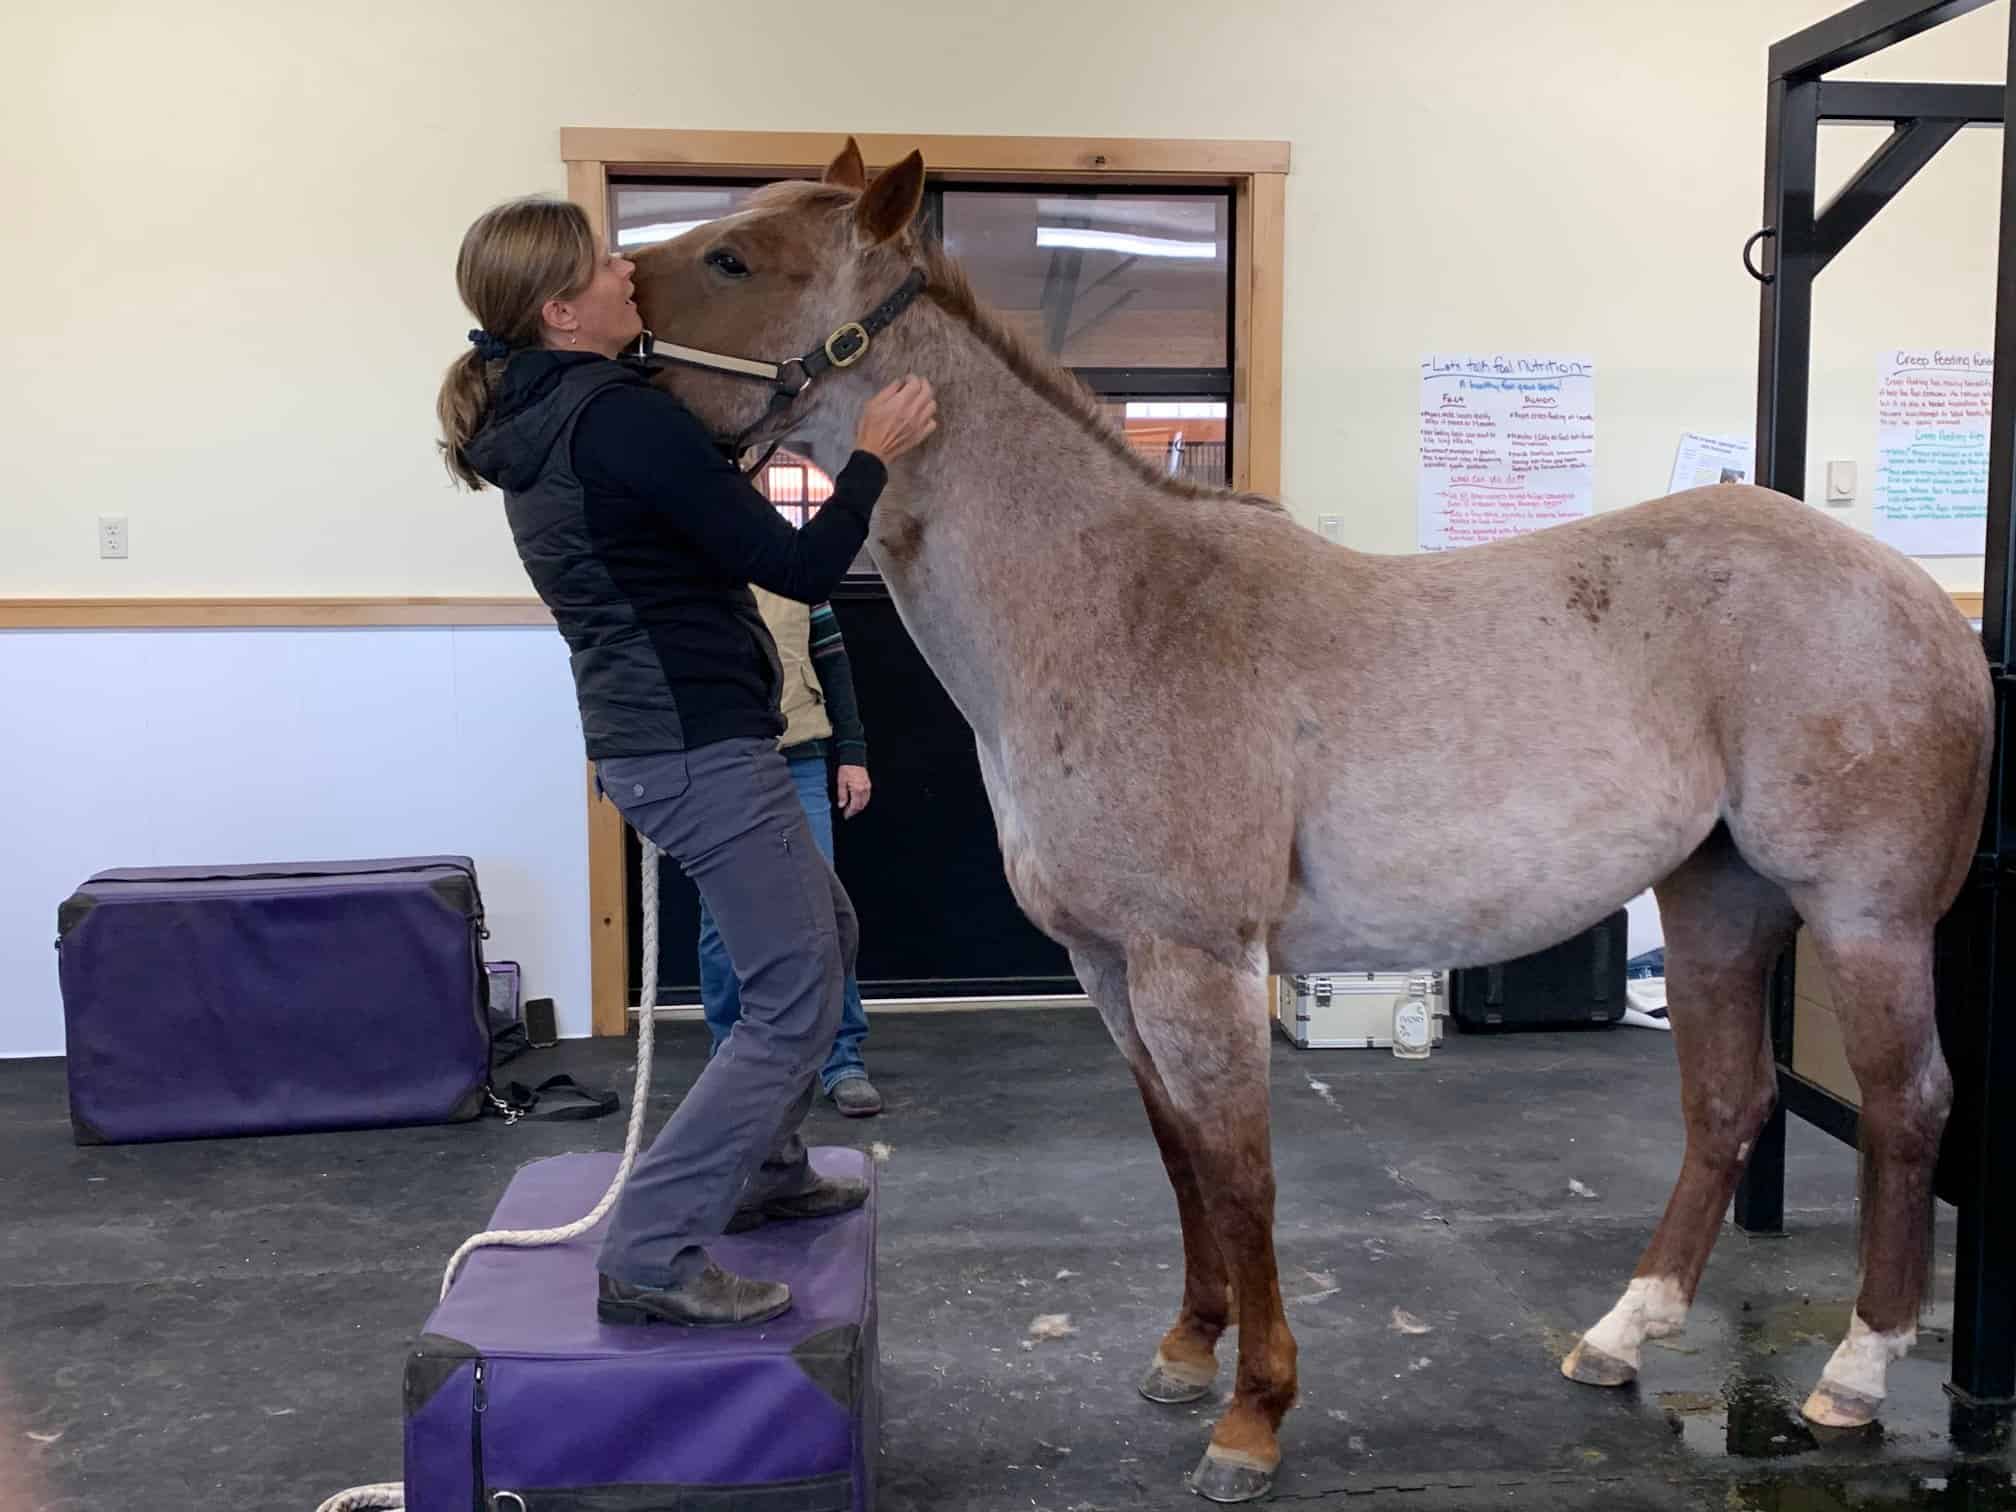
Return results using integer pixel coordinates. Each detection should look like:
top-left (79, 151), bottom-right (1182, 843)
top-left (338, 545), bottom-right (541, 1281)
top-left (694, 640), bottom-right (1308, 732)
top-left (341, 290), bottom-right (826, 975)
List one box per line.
top-left (1261, 483), bottom-right (1991, 966)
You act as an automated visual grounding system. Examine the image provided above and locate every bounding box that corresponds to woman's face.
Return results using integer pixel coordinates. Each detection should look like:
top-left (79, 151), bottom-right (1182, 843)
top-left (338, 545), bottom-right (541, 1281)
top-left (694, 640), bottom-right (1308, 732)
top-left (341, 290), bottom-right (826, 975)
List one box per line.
top-left (544, 251), bottom-right (641, 356)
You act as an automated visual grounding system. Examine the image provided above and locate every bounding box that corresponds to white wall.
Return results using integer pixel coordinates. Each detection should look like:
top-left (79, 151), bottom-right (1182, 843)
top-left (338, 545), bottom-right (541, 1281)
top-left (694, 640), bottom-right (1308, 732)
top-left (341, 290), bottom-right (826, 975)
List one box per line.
top-left (2, 0), bottom-right (2007, 596)
top-left (4, 0), bottom-right (2008, 1053)
top-left (0, 627), bottom-right (589, 1057)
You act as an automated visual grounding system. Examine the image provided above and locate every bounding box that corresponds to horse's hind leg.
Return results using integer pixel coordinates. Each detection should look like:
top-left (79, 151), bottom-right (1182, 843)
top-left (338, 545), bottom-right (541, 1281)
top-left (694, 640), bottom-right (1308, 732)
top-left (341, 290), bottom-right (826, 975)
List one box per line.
top-left (1564, 828), bottom-right (1795, 1387)
top-left (1127, 937), bottom-right (1293, 1505)
top-left (1069, 946), bottom-right (1232, 1406)
top-left (1794, 921), bottom-right (1950, 1428)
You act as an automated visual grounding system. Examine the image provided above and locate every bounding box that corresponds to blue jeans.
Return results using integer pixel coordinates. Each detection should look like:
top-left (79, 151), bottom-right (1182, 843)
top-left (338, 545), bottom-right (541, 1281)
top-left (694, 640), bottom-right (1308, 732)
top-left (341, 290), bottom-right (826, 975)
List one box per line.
top-left (699, 751), bottom-right (869, 1091)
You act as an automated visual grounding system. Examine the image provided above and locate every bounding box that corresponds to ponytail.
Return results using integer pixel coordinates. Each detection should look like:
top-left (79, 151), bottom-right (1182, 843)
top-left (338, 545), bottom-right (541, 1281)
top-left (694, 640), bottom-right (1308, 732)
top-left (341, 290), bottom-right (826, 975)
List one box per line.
top-left (435, 196), bottom-right (598, 492)
top-left (437, 347), bottom-right (504, 490)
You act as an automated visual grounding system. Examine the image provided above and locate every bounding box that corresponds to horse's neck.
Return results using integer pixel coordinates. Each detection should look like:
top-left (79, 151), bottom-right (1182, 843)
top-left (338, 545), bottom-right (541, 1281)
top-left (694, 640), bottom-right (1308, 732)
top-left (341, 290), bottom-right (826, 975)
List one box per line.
top-left (868, 329), bottom-right (1143, 744)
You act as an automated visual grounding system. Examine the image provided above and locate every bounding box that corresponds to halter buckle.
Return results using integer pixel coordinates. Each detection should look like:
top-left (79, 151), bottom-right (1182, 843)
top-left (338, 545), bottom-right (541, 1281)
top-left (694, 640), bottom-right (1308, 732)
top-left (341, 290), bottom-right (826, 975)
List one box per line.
top-left (824, 322), bottom-right (870, 369)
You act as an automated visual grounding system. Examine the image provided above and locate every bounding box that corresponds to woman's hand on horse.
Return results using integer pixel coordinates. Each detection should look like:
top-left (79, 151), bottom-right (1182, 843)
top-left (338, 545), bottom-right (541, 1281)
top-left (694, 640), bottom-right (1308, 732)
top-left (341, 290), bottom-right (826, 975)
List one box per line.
top-left (856, 376), bottom-right (938, 462)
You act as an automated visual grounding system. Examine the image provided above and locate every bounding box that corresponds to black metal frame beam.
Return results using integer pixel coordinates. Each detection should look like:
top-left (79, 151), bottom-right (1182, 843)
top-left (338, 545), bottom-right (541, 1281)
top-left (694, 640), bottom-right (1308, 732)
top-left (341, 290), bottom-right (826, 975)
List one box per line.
top-left (1740, 0), bottom-right (2016, 1418)
top-left (1075, 368), bottom-right (1234, 398)
top-left (1815, 118), bottom-right (1966, 266)
top-left (1771, 0), bottom-right (1995, 82)
top-left (1816, 80), bottom-right (2004, 122)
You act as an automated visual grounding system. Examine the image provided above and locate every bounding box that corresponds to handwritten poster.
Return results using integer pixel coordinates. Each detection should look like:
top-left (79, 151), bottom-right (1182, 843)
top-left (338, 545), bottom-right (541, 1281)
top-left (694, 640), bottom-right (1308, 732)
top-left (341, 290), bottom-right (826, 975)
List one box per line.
top-left (1875, 349), bottom-right (1993, 557)
top-left (1419, 355), bottom-right (1595, 552)
top-left (1669, 433), bottom-right (1753, 493)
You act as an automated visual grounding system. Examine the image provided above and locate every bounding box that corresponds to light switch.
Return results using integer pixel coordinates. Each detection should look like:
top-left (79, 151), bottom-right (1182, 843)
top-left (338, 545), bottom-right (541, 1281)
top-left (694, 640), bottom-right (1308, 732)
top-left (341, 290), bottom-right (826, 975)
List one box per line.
top-left (1826, 460), bottom-right (1856, 504)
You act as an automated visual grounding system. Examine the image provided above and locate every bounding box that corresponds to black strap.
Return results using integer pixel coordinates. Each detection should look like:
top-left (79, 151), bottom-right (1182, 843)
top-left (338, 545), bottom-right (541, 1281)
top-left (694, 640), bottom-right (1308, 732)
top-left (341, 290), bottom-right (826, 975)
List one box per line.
top-left (798, 268), bottom-right (927, 385)
top-left (487, 1074), bottom-right (619, 1123)
top-left (631, 267), bottom-right (928, 463)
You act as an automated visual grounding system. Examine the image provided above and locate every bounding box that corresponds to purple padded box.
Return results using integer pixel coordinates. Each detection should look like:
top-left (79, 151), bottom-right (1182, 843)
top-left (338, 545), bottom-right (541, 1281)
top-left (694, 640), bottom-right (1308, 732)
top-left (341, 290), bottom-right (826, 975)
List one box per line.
top-left (404, 1148), bottom-right (879, 1512)
top-left (57, 857), bottom-right (492, 1145)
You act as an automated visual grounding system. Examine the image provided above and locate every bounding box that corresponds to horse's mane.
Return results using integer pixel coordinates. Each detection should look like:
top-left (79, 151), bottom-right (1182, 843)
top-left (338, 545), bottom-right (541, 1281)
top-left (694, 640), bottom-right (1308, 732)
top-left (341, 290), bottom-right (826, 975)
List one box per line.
top-left (746, 179), bottom-right (1285, 514)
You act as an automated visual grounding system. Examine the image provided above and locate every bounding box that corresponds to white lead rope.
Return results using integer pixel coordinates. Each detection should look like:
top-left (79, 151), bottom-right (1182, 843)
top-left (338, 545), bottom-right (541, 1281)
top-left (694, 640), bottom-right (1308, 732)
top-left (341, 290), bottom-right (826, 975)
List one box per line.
top-left (314, 836), bottom-right (664, 1512)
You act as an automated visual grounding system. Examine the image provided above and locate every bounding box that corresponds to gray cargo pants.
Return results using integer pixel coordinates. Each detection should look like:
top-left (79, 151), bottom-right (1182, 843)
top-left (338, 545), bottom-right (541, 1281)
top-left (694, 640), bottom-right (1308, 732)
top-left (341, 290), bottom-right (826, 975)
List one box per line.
top-left (593, 735), bottom-right (856, 1287)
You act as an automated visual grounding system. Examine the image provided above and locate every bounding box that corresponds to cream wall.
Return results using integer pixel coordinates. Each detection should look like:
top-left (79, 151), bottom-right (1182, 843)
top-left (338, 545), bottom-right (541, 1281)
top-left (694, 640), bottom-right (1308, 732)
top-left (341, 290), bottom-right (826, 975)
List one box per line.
top-left (3, 0), bottom-right (2007, 596)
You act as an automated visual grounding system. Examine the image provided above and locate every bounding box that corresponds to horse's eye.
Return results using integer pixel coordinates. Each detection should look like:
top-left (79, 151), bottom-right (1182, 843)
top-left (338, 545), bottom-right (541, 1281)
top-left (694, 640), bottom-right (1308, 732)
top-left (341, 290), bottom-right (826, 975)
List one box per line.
top-left (704, 248), bottom-right (751, 280)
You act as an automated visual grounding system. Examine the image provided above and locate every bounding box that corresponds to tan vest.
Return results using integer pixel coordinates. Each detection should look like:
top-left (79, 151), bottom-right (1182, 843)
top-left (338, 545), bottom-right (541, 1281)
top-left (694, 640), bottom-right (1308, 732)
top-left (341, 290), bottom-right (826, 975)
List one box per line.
top-left (753, 587), bottom-right (833, 750)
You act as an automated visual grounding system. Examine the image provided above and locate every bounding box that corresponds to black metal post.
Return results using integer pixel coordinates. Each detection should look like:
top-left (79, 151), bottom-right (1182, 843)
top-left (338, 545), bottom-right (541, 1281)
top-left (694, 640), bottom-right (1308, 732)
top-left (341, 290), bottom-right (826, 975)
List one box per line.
top-left (1945, 0), bottom-right (2016, 1413)
top-left (1984, 4), bottom-right (2016, 675)
top-left (1752, 79), bottom-right (1821, 500)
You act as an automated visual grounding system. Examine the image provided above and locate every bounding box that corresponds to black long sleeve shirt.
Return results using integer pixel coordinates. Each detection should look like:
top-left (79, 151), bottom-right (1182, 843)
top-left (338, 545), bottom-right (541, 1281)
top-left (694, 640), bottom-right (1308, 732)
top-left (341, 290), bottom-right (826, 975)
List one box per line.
top-left (559, 354), bottom-right (886, 748)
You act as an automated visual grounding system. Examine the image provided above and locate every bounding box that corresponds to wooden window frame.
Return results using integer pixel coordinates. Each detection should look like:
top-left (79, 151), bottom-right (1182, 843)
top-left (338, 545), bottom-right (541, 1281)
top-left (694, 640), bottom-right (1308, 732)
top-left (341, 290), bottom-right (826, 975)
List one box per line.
top-left (569, 127), bottom-right (1290, 1035)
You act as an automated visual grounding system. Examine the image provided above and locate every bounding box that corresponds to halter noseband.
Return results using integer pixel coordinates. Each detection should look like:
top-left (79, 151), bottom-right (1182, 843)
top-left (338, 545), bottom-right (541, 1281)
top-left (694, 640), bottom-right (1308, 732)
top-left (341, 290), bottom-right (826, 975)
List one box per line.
top-left (625, 268), bottom-right (928, 473)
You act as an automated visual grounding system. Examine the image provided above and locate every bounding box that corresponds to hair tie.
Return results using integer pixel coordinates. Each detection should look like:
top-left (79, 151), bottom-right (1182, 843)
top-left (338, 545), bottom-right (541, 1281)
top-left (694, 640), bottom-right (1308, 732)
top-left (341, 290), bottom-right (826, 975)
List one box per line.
top-left (467, 328), bottom-right (513, 362)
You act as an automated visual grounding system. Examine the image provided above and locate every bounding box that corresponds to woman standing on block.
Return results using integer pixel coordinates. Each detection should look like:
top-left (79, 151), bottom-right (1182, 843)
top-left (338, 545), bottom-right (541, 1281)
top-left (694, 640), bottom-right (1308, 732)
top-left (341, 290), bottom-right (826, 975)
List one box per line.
top-left (698, 588), bottom-right (883, 1118)
top-left (435, 196), bottom-right (936, 1327)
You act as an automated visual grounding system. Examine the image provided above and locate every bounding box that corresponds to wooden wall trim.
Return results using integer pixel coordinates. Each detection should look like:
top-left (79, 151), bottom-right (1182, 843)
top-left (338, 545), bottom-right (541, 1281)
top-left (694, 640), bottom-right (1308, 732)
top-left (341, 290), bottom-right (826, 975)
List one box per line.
top-left (587, 764), bottom-right (632, 1038)
top-left (568, 158), bottom-right (610, 252)
top-left (1234, 173), bottom-right (1287, 496)
top-left (0, 598), bottom-right (553, 629)
top-left (4, 588), bottom-right (1982, 632)
top-left (563, 128), bottom-right (1291, 178)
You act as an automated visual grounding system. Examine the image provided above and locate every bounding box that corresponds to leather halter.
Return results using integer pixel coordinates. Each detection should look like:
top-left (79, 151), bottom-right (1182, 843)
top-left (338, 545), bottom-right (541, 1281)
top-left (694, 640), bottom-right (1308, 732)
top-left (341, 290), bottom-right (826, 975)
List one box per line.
top-left (625, 269), bottom-right (927, 473)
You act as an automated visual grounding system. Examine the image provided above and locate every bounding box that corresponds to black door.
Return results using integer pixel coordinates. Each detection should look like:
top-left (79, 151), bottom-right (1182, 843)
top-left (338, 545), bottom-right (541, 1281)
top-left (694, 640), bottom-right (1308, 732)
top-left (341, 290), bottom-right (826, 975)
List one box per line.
top-left (626, 580), bottom-right (1079, 1002)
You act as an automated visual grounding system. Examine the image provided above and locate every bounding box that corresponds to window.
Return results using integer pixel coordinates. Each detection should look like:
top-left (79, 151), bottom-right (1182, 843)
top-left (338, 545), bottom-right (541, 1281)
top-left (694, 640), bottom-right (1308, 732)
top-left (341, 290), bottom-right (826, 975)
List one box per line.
top-left (607, 176), bottom-right (1238, 552)
top-left (936, 190), bottom-right (1230, 373)
top-left (1103, 400), bottom-right (1230, 488)
top-left (609, 183), bottom-right (761, 250)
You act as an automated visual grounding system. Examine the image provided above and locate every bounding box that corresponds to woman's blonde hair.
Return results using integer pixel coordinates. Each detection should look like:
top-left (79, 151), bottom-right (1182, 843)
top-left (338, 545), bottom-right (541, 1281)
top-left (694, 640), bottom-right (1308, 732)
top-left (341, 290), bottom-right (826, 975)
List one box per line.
top-left (436, 197), bottom-right (598, 490)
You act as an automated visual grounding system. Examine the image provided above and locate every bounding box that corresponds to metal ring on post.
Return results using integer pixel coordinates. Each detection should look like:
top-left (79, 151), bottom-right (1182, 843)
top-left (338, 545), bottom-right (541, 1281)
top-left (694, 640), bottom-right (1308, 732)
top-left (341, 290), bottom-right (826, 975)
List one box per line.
top-left (490, 1494), bottom-right (528, 1512)
top-left (1743, 227), bottom-right (1777, 285)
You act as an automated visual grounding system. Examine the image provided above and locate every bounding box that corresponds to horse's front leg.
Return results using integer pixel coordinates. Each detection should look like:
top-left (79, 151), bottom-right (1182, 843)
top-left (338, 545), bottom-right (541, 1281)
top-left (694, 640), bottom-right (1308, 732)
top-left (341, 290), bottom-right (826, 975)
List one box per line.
top-left (1070, 946), bottom-right (1232, 1405)
top-left (1127, 937), bottom-right (1295, 1505)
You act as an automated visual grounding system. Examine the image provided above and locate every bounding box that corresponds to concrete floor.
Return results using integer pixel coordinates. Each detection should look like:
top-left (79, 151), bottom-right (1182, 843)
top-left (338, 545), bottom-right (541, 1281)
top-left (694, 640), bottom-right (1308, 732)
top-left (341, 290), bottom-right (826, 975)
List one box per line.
top-left (1, 1006), bottom-right (2011, 1511)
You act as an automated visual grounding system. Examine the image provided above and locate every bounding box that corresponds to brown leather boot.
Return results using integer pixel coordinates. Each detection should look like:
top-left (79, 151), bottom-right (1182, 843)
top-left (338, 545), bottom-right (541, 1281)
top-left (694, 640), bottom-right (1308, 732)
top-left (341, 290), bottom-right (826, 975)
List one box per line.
top-left (596, 1261), bottom-right (791, 1327)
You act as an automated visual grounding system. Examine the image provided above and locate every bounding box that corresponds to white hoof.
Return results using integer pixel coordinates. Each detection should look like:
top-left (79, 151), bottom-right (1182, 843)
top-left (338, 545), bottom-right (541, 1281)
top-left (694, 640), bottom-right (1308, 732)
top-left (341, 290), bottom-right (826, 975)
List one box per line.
top-left (1805, 1314), bottom-right (1912, 1429)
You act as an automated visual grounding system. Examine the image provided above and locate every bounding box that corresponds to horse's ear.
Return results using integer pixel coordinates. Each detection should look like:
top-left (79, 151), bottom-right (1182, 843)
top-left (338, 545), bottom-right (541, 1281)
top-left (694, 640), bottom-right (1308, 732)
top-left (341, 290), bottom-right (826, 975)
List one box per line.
top-left (823, 137), bottom-right (867, 191)
top-left (854, 149), bottom-right (925, 247)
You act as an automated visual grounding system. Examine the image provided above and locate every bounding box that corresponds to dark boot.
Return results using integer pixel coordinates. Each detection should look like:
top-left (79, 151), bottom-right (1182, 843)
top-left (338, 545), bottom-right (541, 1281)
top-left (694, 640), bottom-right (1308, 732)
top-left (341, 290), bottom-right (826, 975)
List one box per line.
top-left (725, 1172), bottom-right (870, 1233)
top-left (597, 1261), bottom-right (791, 1327)
top-left (829, 1077), bottom-right (884, 1118)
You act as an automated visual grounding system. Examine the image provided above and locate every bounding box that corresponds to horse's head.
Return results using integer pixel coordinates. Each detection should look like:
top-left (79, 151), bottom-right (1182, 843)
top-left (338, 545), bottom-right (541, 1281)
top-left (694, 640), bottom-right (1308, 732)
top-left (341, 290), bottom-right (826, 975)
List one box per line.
top-left (630, 138), bottom-right (926, 467)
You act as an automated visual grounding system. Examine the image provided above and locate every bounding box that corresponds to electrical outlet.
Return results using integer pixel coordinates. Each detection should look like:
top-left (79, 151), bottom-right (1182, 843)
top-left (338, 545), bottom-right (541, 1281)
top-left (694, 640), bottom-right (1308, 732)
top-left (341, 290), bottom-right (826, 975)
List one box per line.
top-left (1317, 514), bottom-right (1345, 544)
top-left (98, 515), bottom-right (129, 560)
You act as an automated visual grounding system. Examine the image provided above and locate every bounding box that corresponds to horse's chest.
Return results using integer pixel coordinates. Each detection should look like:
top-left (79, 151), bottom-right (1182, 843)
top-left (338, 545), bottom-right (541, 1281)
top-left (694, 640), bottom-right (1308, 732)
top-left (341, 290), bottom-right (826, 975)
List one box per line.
top-left (977, 756), bottom-right (1083, 941)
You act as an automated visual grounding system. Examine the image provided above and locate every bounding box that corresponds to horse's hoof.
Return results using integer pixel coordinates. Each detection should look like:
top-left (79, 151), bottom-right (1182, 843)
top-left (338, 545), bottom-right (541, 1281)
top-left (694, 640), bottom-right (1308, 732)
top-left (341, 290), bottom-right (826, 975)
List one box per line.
top-left (1190, 1448), bottom-right (1276, 1504)
top-left (1140, 1351), bottom-right (1216, 1405)
top-left (1562, 1338), bottom-right (1637, 1388)
top-left (1802, 1380), bottom-right (1881, 1430)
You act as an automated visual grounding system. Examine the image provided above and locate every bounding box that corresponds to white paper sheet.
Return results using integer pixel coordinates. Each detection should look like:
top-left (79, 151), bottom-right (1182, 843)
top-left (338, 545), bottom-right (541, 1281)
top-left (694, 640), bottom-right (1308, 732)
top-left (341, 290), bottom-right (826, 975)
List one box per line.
top-left (1418, 355), bottom-right (1595, 552)
top-left (1668, 433), bottom-right (1753, 493)
top-left (1874, 349), bottom-right (1993, 557)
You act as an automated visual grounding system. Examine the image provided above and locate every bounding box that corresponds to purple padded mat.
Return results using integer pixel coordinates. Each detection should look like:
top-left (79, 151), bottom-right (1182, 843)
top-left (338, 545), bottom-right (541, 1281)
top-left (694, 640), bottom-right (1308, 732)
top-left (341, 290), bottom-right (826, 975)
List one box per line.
top-left (58, 857), bottom-right (490, 1143)
top-left (405, 1148), bottom-right (879, 1512)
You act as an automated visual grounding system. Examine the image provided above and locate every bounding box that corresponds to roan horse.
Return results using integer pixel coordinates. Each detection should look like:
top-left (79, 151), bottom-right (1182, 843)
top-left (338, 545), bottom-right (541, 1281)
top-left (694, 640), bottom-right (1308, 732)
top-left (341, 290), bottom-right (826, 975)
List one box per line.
top-left (629, 140), bottom-right (1993, 1502)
